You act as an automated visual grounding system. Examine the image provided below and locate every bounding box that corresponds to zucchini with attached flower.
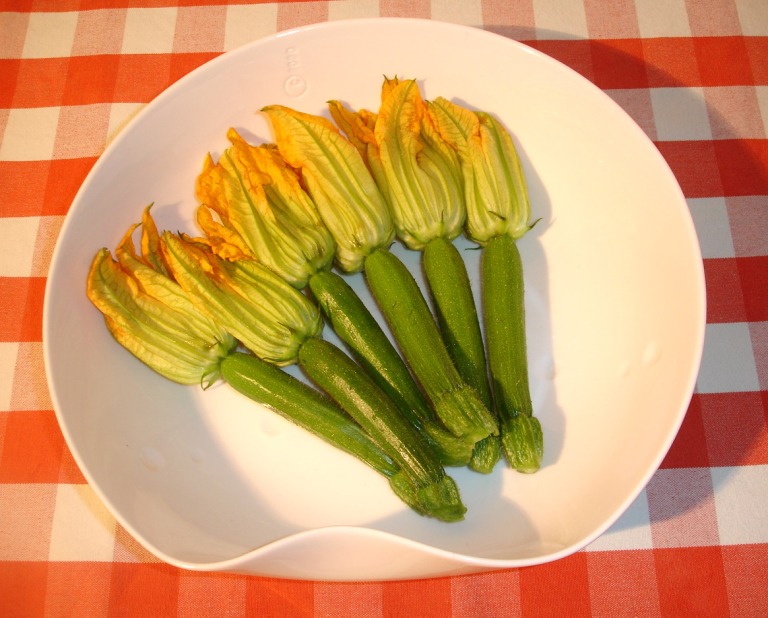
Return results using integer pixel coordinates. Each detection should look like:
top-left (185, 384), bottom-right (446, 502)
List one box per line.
top-left (261, 103), bottom-right (498, 452)
top-left (194, 129), bottom-right (472, 466)
top-left (429, 97), bottom-right (543, 473)
top-left (160, 230), bottom-right (466, 520)
top-left (86, 206), bottom-right (465, 521)
top-left (330, 78), bottom-right (500, 472)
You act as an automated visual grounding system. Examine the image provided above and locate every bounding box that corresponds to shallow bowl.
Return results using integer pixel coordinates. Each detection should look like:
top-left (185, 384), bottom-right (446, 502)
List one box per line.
top-left (43, 18), bottom-right (705, 581)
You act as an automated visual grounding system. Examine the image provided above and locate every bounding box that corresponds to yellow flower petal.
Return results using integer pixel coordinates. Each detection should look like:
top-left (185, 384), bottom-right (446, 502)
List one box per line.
top-left (195, 205), bottom-right (254, 262)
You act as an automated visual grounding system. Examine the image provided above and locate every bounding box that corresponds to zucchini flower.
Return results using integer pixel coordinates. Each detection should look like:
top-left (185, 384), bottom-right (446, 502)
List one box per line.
top-left (260, 105), bottom-right (394, 273)
top-left (86, 206), bottom-right (237, 387)
top-left (427, 97), bottom-right (535, 244)
top-left (329, 78), bottom-right (466, 249)
top-left (195, 129), bottom-right (335, 288)
top-left (160, 232), bottom-right (323, 366)
top-left (373, 78), bottom-right (465, 250)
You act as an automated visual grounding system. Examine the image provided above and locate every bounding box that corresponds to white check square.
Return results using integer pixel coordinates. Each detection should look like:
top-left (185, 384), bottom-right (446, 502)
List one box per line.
top-left (0, 107), bottom-right (60, 162)
top-left (736, 0), bottom-right (768, 36)
top-left (328, 0), bottom-right (380, 22)
top-left (21, 12), bottom-right (78, 59)
top-left (223, 5), bottom-right (278, 52)
top-left (712, 465), bottom-right (768, 544)
top-left (688, 198), bottom-right (735, 259)
top-left (697, 323), bottom-right (761, 394)
top-left (651, 87), bottom-right (713, 141)
top-left (635, 0), bottom-right (691, 37)
top-left (48, 484), bottom-right (117, 561)
top-left (121, 8), bottom-right (177, 55)
top-left (0, 216), bottom-right (40, 277)
top-left (532, 0), bottom-right (589, 40)
top-left (431, 0), bottom-right (483, 26)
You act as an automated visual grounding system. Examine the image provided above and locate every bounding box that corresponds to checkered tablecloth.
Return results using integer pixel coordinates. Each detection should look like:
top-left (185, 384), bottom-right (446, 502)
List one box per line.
top-left (1, 0), bottom-right (766, 616)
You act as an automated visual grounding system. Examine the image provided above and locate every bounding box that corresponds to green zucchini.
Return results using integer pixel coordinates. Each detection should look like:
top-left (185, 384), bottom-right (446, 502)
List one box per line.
top-left (221, 352), bottom-right (396, 477)
top-left (297, 336), bottom-right (466, 522)
top-left (481, 234), bottom-right (542, 472)
top-left (422, 237), bottom-right (502, 473)
top-left (308, 270), bottom-right (434, 431)
top-left (308, 269), bottom-right (475, 466)
top-left (221, 351), bottom-right (434, 517)
top-left (364, 247), bottom-right (498, 446)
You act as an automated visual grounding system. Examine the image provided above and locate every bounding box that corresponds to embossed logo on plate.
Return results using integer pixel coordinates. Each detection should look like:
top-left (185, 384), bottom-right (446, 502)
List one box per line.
top-left (284, 47), bottom-right (307, 97)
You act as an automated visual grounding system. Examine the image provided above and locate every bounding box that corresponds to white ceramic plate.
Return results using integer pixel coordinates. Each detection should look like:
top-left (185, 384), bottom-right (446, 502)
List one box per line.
top-left (43, 18), bottom-right (705, 581)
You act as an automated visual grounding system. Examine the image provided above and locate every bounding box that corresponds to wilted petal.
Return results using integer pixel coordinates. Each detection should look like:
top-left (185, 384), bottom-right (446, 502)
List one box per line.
top-left (195, 129), bottom-right (335, 288)
top-left (137, 204), bottom-right (170, 276)
top-left (327, 100), bottom-right (377, 161)
top-left (195, 205), bottom-right (254, 262)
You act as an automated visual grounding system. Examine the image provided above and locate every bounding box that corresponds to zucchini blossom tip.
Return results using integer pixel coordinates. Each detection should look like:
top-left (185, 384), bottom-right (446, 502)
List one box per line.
top-left (161, 232), bottom-right (322, 366)
top-left (374, 79), bottom-right (466, 250)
